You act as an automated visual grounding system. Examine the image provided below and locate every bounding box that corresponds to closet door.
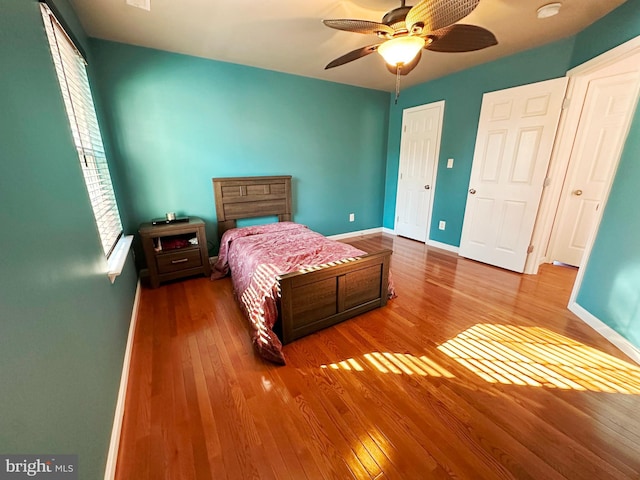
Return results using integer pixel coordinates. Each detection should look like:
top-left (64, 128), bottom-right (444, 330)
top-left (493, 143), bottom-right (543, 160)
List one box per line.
top-left (395, 101), bottom-right (444, 242)
top-left (548, 52), bottom-right (640, 267)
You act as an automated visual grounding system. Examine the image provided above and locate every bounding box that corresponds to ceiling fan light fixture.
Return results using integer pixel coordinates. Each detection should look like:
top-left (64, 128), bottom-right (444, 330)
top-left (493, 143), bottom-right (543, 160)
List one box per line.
top-left (378, 36), bottom-right (425, 66)
top-left (537, 3), bottom-right (562, 19)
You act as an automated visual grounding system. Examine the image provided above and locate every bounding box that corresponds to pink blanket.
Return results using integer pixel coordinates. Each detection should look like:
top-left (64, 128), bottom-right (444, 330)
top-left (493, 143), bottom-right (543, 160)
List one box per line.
top-left (212, 222), bottom-right (373, 363)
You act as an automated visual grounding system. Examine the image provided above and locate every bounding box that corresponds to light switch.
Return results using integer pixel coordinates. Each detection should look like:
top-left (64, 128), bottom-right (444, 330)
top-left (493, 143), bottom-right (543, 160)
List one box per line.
top-left (447, 158), bottom-right (454, 169)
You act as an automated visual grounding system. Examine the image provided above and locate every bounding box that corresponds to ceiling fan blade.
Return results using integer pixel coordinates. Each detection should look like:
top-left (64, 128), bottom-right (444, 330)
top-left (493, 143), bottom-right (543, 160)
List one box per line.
top-left (406, 0), bottom-right (480, 34)
top-left (323, 19), bottom-right (395, 36)
top-left (385, 51), bottom-right (422, 76)
top-left (325, 44), bottom-right (381, 69)
top-left (426, 24), bottom-right (497, 52)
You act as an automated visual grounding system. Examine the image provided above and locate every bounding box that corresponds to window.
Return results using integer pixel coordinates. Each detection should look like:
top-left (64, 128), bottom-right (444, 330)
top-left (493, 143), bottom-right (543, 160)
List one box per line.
top-left (40, 3), bottom-right (123, 257)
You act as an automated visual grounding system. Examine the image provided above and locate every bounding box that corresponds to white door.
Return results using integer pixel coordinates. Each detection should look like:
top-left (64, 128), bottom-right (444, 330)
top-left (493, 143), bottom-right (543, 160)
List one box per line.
top-left (459, 78), bottom-right (568, 272)
top-left (395, 102), bottom-right (444, 242)
top-left (549, 53), bottom-right (640, 267)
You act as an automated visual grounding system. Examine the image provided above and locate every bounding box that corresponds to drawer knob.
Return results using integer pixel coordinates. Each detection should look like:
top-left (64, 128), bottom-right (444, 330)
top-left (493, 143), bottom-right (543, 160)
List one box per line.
top-left (171, 258), bottom-right (189, 264)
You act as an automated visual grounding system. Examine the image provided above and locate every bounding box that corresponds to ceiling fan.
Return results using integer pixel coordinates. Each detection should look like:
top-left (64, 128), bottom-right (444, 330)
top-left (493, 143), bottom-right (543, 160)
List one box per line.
top-left (323, 0), bottom-right (497, 82)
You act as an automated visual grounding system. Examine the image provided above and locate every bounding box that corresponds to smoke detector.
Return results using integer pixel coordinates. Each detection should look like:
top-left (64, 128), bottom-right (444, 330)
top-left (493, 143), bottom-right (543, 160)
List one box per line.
top-left (537, 3), bottom-right (562, 19)
top-left (126, 0), bottom-right (150, 11)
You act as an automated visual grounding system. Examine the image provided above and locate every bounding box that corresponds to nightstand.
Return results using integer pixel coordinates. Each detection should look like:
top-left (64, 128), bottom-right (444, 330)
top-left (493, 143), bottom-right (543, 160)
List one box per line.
top-left (139, 217), bottom-right (211, 288)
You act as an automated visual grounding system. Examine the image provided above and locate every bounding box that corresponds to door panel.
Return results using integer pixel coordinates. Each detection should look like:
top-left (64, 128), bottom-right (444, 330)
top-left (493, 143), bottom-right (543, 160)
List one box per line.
top-left (466, 197), bottom-right (495, 247)
top-left (481, 131), bottom-right (506, 181)
top-left (395, 102), bottom-right (444, 242)
top-left (497, 200), bottom-right (526, 253)
top-left (511, 127), bottom-right (542, 184)
top-left (571, 200), bottom-right (599, 250)
top-left (459, 78), bottom-right (568, 272)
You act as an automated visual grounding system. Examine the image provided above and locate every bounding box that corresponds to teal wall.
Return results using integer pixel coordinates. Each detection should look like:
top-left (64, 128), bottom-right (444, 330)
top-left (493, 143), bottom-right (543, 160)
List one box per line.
top-left (381, 39), bottom-right (576, 244)
top-left (0, 1), bottom-right (138, 479)
top-left (89, 40), bottom-right (390, 252)
top-left (568, 0), bottom-right (640, 69)
top-left (574, 0), bottom-right (640, 348)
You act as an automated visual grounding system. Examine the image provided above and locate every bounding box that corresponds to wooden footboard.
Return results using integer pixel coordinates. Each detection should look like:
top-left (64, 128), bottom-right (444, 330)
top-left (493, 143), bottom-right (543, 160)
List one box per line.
top-left (277, 249), bottom-right (392, 344)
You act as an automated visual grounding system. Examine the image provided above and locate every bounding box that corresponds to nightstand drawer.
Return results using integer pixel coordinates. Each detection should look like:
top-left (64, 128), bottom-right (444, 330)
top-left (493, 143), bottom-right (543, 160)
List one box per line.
top-left (156, 249), bottom-right (202, 274)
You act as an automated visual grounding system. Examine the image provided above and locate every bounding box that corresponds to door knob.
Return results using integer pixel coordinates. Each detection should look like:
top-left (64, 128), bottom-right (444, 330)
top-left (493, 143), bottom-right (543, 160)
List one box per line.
top-left (424, 185), bottom-right (430, 190)
top-left (573, 189), bottom-right (583, 196)
top-left (469, 188), bottom-right (476, 194)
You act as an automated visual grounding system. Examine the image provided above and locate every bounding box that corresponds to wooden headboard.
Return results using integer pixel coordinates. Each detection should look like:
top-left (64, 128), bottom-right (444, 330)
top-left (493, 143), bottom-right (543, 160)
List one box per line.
top-left (212, 175), bottom-right (292, 240)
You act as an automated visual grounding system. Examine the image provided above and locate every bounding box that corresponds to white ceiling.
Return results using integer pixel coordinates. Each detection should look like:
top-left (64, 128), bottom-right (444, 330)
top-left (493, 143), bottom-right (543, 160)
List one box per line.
top-left (69, 0), bottom-right (628, 92)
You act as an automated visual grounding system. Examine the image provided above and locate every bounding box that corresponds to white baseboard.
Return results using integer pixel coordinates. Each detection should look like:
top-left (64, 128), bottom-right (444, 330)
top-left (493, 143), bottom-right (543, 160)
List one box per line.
top-left (328, 227), bottom-right (384, 240)
top-left (427, 239), bottom-right (460, 254)
top-left (569, 301), bottom-right (640, 366)
top-left (104, 279), bottom-right (142, 480)
top-left (369, 228), bottom-right (460, 254)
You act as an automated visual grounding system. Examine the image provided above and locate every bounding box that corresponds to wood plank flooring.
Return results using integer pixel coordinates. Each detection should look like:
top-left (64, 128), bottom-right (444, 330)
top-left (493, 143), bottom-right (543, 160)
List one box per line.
top-left (116, 234), bottom-right (640, 480)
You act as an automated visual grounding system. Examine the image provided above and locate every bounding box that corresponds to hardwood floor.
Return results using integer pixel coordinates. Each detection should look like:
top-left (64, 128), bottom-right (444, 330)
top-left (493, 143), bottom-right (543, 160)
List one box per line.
top-left (116, 234), bottom-right (640, 480)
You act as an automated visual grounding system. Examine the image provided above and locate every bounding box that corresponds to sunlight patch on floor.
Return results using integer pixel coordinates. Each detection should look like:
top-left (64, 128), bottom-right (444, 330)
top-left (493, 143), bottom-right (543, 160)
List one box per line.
top-left (321, 352), bottom-right (454, 378)
top-left (438, 324), bottom-right (640, 394)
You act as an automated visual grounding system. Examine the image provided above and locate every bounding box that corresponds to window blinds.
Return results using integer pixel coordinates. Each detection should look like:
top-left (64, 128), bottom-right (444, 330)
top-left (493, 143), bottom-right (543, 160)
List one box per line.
top-left (40, 3), bottom-right (123, 257)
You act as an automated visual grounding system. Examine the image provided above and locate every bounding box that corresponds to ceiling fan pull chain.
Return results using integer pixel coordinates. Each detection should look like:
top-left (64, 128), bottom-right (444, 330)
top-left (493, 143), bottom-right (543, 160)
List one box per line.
top-left (395, 64), bottom-right (402, 104)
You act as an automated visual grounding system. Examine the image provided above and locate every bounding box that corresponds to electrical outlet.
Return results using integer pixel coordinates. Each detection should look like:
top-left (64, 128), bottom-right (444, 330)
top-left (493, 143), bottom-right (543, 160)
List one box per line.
top-left (349, 213), bottom-right (355, 222)
top-left (439, 221), bottom-right (446, 230)
top-left (447, 158), bottom-right (454, 169)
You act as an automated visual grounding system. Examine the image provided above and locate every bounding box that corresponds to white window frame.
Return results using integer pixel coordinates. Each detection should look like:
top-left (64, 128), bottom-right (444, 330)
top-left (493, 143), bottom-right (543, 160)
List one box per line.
top-left (40, 3), bottom-right (132, 282)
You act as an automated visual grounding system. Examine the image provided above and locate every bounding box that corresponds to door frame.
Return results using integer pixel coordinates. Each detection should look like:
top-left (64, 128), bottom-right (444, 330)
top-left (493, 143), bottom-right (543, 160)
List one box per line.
top-left (394, 100), bottom-right (445, 243)
top-left (525, 35), bottom-right (640, 276)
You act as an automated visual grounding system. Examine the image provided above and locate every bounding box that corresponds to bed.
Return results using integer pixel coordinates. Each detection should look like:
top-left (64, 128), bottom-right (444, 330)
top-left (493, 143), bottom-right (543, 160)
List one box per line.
top-left (211, 175), bottom-right (393, 363)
